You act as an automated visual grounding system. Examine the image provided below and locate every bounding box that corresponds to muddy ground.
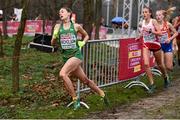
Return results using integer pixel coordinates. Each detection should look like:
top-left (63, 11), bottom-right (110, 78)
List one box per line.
top-left (88, 67), bottom-right (180, 119)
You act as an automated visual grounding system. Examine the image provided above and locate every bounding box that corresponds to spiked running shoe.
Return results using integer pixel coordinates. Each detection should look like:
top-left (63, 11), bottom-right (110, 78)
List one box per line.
top-left (101, 95), bottom-right (110, 107)
top-left (164, 76), bottom-right (170, 88)
top-left (73, 98), bottom-right (80, 110)
top-left (148, 84), bottom-right (156, 93)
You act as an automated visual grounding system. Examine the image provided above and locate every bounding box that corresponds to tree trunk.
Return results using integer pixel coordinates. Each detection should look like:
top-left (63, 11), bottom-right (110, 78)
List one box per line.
top-left (168, 0), bottom-right (173, 7)
top-left (50, 0), bottom-right (58, 34)
top-left (0, 28), bottom-right (3, 57)
top-left (2, 0), bottom-right (10, 39)
top-left (63, 0), bottom-right (73, 9)
top-left (83, 0), bottom-right (94, 38)
top-left (83, 0), bottom-right (94, 74)
top-left (94, 0), bottom-right (102, 39)
top-left (12, 0), bottom-right (29, 94)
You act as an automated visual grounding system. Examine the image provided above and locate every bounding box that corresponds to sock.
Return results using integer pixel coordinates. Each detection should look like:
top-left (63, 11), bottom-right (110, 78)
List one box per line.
top-left (72, 96), bottom-right (78, 101)
top-left (99, 90), bottom-right (105, 97)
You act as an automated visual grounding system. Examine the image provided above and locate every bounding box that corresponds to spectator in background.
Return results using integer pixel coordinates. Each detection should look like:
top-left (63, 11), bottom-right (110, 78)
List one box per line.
top-left (100, 17), bottom-right (105, 26)
top-left (35, 14), bottom-right (42, 20)
top-left (173, 15), bottom-right (180, 65)
top-left (0, 10), bottom-right (3, 21)
top-left (0, 14), bottom-right (3, 21)
top-left (10, 13), bottom-right (18, 21)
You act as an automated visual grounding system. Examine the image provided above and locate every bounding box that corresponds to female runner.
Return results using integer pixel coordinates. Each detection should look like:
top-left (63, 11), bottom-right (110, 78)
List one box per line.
top-left (51, 7), bottom-right (108, 110)
top-left (139, 6), bottom-right (168, 92)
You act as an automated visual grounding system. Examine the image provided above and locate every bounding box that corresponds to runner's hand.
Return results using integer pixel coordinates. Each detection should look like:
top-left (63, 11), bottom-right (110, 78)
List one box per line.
top-left (165, 38), bottom-right (171, 44)
top-left (135, 36), bottom-right (141, 41)
top-left (78, 41), bottom-right (86, 50)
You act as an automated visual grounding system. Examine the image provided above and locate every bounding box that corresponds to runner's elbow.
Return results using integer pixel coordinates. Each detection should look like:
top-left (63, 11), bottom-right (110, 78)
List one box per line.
top-left (51, 39), bottom-right (56, 46)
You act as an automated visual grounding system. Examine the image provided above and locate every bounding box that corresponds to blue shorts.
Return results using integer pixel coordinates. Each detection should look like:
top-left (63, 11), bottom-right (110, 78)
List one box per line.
top-left (161, 42), bottom-right (172, 53)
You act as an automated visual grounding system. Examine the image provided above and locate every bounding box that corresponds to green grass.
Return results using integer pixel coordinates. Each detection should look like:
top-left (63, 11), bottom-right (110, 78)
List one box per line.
top-left (0, 36), bottom-right (179, 118)
top-left (0, 36), bottom-right (62, 96)
top-left (0, 75), bottom-right (167, 119)
top-left (0, 74), bottom-right (169, 119)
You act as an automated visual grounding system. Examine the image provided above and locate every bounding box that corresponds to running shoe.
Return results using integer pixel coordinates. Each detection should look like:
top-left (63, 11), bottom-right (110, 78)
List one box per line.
top-left (148, 84), bottom-right (156, 93)
top-left (164, 76), bottom-right (170, 88)
top-left (178, 59), bottom-right (180, 66)
top-left (101, 95), bottom-right (110, 107)
top-left (168, 72), bottom-right (173, 81)
top-left (173, 59), bottom-right (176, 66)
top-left (73, 98), bottom-right (80, 110)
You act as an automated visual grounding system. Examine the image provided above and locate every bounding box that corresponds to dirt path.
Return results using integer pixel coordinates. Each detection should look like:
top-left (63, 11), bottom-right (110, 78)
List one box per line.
top-left (88, 73), bottom-right (180, 119)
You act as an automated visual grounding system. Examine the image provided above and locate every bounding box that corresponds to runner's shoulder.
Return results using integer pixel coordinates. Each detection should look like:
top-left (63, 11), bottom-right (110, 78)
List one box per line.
top-left (54, 24), bottom-right (61, 29)
top-left (151, 19), bottom-right (158, 23)
top-left (74, 23), bottom-right (81, 28)
top-left (73, 23), bottom-right (83, 31)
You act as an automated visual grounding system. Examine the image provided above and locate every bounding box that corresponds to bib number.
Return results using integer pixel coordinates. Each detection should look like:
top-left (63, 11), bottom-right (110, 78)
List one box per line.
top-left (143, 33), bottom-right (156, 43)
top-left (60, 34), bottom-right (77, 49)
top-left (159, 32), bottom-right (168, 43)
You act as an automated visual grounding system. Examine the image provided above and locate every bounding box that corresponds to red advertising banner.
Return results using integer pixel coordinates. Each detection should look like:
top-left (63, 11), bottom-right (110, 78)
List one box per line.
top-left (0, 22), bottom-right (2, 32)
top-left (25, 20), bottom-right (43, 34)
top-left (0, 21), bottom-right (108, 39)
top-left (44, 20), bottom-right (53, 35)
top-left (118, 38), bottom-right (156, 81)
top-left (119, 38), bottom-right (144, 80)
top-left (0, 20), bottom-right (43, 35)
top-left (7, 21), bottom-right (19, 34)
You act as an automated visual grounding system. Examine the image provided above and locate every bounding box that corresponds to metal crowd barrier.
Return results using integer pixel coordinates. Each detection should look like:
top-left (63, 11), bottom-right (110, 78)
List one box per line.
top-left (67, 38), bottom-right (162, 109)
top-left (81, 38), bottom-right (120, 91)
top-left (67, 38), bottom-right (120, 108)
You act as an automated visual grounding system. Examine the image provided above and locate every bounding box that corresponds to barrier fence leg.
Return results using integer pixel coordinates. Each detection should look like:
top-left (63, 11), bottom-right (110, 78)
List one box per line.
top-left (125, 67), bottom-right (162, 92)
top-left (124, 76), bottom-right (150, 91)
top-left (151, 67), bottom-right (162, 76)
top-left (67, 80), bottom-right (89, 109)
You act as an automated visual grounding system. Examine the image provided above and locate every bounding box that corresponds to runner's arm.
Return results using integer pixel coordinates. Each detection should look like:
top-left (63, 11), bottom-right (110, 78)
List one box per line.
top-left (76, 24), bottom-right (89, 42)
top-left (51, 24), bottom-right (60, 46)
top-left (136, 25), bottom-right (143, 40)
top-left (173, 17), bottom-right (180, 28)
top-left (168, 22), bottom-right (178, 42)
top-left (152, 19), bottom-right (162, 36)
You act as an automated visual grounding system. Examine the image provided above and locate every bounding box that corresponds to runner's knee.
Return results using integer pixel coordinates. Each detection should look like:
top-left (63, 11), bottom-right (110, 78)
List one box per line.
top-left (166, 64), bottom-right (173, 71)
top-left (82, 77), bottom-right (90, 85)
top-left (158, 63), bottom-right (166, 71)
top-left (59, 71), bottom-right (68, 80)
top-left (144, 63), bottom-right (150, 68)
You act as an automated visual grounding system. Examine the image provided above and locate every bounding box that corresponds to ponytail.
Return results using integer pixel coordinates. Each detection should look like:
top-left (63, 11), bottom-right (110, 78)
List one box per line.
top-left (163, 7), bottom-right (176, 21)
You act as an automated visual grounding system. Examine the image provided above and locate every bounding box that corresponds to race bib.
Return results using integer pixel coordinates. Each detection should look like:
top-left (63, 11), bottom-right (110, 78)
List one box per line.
top-left (60, 33), bottom-right (77, 49)
top-left (158, 32), bottom-right (168, 43)
top-left (143, 33), bottom-right (156, 43)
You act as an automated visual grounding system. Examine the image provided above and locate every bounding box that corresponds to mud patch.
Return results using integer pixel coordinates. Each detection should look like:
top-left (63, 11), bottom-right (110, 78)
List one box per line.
top-left (88, 75), bottom-right (180, 119)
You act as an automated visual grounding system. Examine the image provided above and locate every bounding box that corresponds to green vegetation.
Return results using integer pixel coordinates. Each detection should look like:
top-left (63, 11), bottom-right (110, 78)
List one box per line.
top-left (0, 36), bottom-right (178, 119)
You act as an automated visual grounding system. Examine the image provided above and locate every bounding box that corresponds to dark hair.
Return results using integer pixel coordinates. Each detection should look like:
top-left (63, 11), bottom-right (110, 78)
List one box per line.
top-left (61, 7), bottom-right (72, 18)
top-left (143, 6), bottom-right (153, 18)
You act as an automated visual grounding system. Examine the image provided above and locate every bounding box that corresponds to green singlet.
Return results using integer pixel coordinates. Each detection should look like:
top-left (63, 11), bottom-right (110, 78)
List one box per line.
top-left (53, 22), bottom-right (83, 63)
